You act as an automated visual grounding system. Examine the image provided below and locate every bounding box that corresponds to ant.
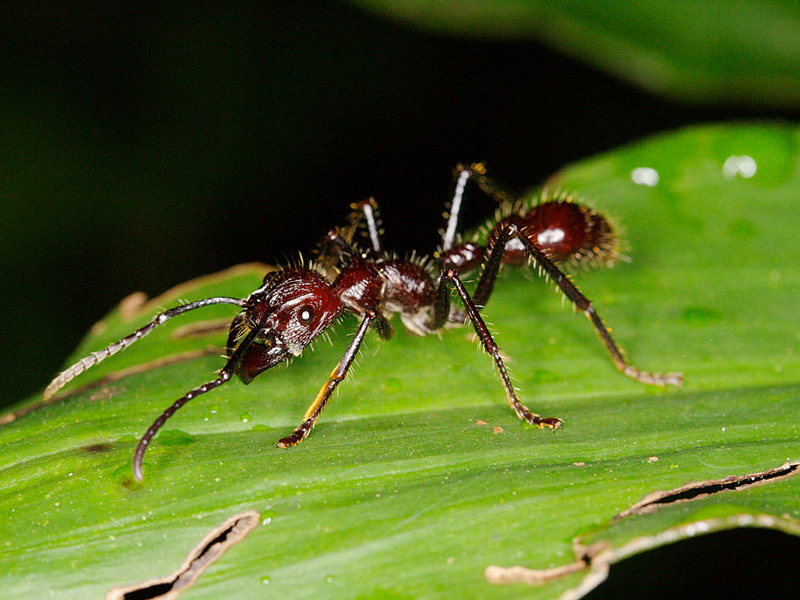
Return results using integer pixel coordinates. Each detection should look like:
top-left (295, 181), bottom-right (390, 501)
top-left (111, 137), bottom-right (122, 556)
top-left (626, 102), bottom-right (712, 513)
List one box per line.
top-left (45, 164), bottom-right (682, 481)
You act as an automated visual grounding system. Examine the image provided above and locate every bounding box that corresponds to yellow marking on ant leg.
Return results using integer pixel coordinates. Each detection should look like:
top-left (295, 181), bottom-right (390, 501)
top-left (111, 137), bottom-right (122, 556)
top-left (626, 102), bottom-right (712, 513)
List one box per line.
top-left (303, 364), bottom-right (341, 421)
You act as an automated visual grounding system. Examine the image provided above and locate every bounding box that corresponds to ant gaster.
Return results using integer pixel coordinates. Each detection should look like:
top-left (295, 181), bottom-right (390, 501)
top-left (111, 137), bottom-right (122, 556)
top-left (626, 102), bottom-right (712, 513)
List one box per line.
top-left (45, 164), bottom-right (682, 481)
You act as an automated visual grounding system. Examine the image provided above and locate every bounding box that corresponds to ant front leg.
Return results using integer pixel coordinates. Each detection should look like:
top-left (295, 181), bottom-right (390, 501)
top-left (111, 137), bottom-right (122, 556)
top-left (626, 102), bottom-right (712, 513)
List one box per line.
top-left (277, 309), bottom-right (389, 448)
top-left (475, 224), bottom-right (683, 388)
top-left (435, 269), bottom-right (563, 430)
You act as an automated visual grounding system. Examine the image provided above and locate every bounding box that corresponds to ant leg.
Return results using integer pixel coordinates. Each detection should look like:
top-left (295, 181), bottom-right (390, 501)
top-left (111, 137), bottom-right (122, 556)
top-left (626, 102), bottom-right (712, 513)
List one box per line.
top-left (438, 164), bottom-right (516, 275)
top-left (436, 269), bottom-right (562, 429)
top-left (351, 198), bottom-right (384, 256)
top-left (441, 165), bottom-right (475, 252)
top-left (462, 163), bottom-right (518, 206)
top-left (276, 309), bottom-right (383, 448)
top-left (133, 324), bottom-right (260, 481)
top-left (325, 228), bottom-right (363, 259)
top-left (476, 225), bottom-right (683, 388)
top-left (442, 164), bottom-right (519, 253)
top-left (44, 297), bottom-right (245, 399)
top-left (316, 199), bottom-right (383, 271)
top-left (325, 198), bottom-right (383, 259)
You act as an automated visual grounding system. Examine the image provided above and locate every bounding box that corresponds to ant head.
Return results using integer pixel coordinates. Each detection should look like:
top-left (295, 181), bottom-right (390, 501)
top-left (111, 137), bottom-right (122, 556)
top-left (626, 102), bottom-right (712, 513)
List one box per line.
top-left (229, 268), bottom-right (344, 384)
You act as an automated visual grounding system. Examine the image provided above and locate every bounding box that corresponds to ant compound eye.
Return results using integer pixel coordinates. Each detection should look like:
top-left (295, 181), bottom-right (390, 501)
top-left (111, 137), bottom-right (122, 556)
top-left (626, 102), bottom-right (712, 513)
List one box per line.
top-left (298, 305), bottom-right (315, 325)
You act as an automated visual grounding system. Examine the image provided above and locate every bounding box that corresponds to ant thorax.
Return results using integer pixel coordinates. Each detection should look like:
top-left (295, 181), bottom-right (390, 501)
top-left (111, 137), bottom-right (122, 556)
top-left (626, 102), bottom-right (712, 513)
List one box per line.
top-left (331, 257), bottom-right (383, 316)
top-left (378, 258), bottom-right (437, 336)
top-left (330, 248), bottom-right (438, 336)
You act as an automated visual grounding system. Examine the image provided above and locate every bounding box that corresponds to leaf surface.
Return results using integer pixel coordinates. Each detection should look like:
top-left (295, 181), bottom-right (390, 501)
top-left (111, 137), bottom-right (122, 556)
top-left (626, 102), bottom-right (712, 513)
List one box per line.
top-left (2, 123), bottom-right (799, 599)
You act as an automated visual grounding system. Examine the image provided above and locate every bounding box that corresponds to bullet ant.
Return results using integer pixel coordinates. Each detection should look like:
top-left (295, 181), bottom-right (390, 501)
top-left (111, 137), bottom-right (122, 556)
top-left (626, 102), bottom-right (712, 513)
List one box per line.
top-left (45, 164), bottom-right (682, 481)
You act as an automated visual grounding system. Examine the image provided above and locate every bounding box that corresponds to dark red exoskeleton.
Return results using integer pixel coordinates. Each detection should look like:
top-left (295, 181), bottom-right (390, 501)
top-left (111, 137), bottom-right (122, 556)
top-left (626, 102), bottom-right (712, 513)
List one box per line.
top-left (45, 164), bottom-right (682, 480)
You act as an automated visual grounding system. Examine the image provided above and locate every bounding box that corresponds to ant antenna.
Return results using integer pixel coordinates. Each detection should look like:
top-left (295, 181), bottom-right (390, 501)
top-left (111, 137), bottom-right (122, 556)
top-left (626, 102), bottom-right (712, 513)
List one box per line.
top-left (133, 324), bottom-right (261, 481)
top-left (44, 297), bottom-right (245, 400)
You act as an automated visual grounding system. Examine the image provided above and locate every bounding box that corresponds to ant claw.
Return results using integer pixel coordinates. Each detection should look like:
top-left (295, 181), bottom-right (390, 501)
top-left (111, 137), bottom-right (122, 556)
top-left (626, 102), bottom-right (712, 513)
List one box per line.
top-left (518, 408), bottom-right (564, 430)
top-left (536, 417), bottom-right (564, 430)
top-left (276, 427), bottom-right (308, 448)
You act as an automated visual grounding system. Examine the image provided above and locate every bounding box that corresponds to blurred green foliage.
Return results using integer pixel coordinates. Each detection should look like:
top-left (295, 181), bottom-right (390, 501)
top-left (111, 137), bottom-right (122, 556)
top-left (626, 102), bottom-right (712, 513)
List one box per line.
top-left (354, 0), bottom-right (800, 106)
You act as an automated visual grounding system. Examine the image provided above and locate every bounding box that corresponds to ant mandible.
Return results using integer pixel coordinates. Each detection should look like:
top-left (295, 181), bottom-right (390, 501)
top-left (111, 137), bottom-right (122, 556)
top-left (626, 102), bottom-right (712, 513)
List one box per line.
top-left (45, 164), bottom-right (683, 481)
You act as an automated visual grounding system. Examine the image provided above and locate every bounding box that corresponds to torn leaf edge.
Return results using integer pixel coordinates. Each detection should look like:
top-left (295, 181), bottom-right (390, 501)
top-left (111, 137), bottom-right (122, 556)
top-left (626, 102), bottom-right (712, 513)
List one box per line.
top-left (106, 510), bottom-right (261, 600)
top-left (485, 461), bottom-right (800, 598)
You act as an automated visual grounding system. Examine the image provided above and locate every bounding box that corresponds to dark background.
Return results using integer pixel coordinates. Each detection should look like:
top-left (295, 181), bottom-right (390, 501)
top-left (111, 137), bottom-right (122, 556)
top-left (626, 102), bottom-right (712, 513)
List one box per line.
top-left (4, 1), bottom-right (784, 408)
top-left (2, 4), bottom-right (798, 596)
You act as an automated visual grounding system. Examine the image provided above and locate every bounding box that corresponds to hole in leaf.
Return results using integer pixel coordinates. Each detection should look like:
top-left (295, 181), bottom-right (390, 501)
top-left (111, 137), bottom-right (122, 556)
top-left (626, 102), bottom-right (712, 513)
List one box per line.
top-left (587, 528), bottom-right (800, 599)
top-left (106, 511), bottom-right (260, 600)
top-left (616, 461), bottom-right (799, 519)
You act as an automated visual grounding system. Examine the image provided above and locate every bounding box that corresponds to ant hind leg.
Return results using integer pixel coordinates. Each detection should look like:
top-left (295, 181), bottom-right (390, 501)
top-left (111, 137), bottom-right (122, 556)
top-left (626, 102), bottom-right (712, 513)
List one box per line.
top-left (476, 224), bottom-right (683, 388)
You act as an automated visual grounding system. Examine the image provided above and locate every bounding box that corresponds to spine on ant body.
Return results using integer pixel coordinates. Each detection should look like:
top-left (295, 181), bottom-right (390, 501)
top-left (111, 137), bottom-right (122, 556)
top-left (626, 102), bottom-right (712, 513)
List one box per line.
top-left (439, 189), bottom-right (619, 275)
top-left (485, 191), bottom-right (619, 269)
top-left (539, 194), bottom-right (615, 265)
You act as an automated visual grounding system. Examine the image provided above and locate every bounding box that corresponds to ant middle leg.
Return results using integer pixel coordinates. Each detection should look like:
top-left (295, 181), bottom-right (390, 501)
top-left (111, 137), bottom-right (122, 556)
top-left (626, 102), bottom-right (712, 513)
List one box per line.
top-left (438, 164), bottom-right (518, 274)
top-left (435, 269), bottom-right (563, 429)
top-left (474, 224), bottom-right (683, 388)
top-left (440, 165), bottom-right (477, 252)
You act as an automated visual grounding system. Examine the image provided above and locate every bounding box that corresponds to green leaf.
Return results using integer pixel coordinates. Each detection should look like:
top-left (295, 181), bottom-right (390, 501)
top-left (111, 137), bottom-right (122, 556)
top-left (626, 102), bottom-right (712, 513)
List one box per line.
top-left (2, 123), bottom-right (799, 599)
top-left (350, 0), bottom-right (800, 107)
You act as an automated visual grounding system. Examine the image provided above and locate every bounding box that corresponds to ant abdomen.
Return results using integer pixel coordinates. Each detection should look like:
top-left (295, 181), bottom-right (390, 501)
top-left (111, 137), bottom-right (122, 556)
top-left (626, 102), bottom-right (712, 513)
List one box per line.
top-left (487, 197), bottom-right (618, 268)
